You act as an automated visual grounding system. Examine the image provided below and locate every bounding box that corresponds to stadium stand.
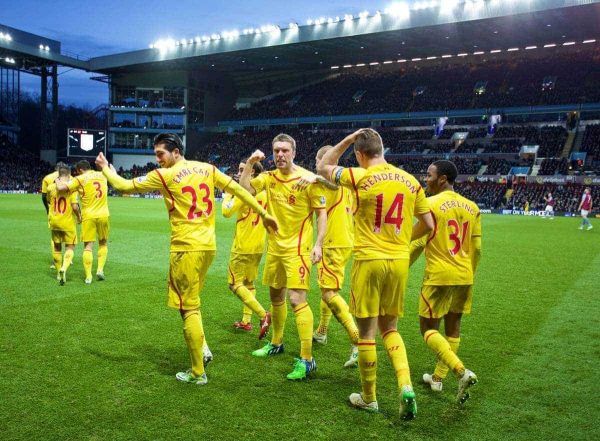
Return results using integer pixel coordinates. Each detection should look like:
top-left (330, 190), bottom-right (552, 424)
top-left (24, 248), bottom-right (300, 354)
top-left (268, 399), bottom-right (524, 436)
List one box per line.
top-left (228, 49), bottom-right (600, 120)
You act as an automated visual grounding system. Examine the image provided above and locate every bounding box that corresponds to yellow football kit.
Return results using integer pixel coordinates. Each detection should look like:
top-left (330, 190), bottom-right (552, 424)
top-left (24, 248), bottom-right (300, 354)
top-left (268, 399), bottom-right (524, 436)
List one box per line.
top-left (251, 167), bottom-right (326, 290)
top-left (102, 160), bottom-right (268, 310)
top-left (47, 183), bottom-right (78, 245)
top-left (41, 171), bottom-right (59, 194)
top-left (67, 170), bottom-right (110, 242)
top-left (413, 190), bottom-right (482, 319)
top-left (318, 185), bottom-right (353, 290)
top-left (222, 190), bottom-right (267, 286)
top-left (333, 163), bottom-right (429, 318)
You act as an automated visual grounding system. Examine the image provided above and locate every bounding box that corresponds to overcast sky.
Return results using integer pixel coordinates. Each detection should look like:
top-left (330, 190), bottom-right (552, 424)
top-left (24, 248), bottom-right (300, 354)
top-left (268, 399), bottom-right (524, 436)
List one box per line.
top-left (2, 0), bottom-right (395, 108)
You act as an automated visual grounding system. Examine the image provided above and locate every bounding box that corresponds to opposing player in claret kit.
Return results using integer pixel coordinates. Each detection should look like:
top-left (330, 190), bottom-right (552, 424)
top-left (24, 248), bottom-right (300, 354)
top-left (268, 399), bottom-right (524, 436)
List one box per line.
top-left (317, 128), bottom-right (434, 420)
top-left (409, 160), bottom-right (481, 404)
top-left (222, 160), bottom-right (271, 337)
top-left (578, 187), bottom-right (593, 230)
top-left (94, 133), bottom-right (277, 386)
top-left (240, 133), bottom-right (327, 381)
top-left (543, 192), bottom-right (555, 219)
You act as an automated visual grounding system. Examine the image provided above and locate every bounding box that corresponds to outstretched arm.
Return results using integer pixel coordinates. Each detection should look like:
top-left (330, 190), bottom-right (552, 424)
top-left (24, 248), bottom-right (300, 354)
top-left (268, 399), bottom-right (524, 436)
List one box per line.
top-left (216, 170), bottom-right (278, 233)
top-left (96, 152), bottom-right (161, 193)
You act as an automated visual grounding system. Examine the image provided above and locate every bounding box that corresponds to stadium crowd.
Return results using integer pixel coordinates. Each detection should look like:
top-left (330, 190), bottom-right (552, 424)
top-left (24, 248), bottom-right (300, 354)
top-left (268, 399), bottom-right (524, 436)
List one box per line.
top-left (229, 49), bottom-right (600, 120)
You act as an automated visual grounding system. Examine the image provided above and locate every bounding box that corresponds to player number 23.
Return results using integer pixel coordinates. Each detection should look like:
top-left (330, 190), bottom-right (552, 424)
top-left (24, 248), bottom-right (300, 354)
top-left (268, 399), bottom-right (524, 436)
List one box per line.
top-left (181, 183), bottom-right (213, 219)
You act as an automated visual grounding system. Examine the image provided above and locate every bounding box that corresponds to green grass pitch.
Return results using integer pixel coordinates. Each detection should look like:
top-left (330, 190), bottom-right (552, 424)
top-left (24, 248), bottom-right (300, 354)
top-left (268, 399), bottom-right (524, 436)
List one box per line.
top-left (1, 194), bottom-right (599, 440)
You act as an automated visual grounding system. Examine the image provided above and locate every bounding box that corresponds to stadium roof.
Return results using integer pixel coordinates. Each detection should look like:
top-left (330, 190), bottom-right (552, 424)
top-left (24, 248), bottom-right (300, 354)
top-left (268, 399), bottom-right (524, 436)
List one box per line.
top-left (86, 0), bottom-right (600, 75)
top-left (0, 24), bottom-right (87, 74)
top-left (1, 0), bottom-right (598, 77)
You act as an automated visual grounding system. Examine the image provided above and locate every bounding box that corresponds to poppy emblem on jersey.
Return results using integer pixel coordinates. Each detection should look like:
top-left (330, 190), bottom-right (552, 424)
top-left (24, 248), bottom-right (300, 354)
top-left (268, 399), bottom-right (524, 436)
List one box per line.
top-left (270, 183), bottom-right (276, 189)
top-left (288, 194), bottom-right (296, 205)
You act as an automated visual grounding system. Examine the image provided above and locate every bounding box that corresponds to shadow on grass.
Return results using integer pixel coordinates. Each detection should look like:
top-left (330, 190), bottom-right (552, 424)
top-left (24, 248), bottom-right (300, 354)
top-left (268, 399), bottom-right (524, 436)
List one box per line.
top-left (133, 344), bottom-right (185, 377)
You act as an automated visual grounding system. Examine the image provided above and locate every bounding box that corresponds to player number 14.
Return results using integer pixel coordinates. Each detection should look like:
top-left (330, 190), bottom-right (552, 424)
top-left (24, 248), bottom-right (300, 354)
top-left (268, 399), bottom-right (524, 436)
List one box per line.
top-left (373, 193), bottom-right (404, 234)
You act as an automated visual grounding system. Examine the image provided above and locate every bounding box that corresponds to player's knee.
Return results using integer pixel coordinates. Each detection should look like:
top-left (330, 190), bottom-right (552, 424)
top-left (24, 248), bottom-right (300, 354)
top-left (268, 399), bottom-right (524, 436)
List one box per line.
top-left (229, 283), bottom-right (242, 293)
top-left (419, 316), bottom-right (439, 336)
top-left (320, 290), bottom-right (336, 303)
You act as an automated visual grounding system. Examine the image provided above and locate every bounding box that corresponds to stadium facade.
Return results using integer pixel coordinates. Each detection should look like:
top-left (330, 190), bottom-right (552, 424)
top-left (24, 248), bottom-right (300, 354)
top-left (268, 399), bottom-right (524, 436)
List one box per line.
top-left (1, 0), bottom-right (599, 179)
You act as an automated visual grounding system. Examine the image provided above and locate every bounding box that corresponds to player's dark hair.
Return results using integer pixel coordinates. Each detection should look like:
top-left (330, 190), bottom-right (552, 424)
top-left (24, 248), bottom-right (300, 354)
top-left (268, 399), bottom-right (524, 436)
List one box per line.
top-left (55, 161), bottom-right (68, 171)
top-left (76, 160), bottom-right (91, 171)
top-left (432, 160), bottom-right (458, 184)
top-left (154, 133), bottom-right (185, 155)
top-left (251, 161), bottom-right (263, 176)
top-left (354, 129), bottom-right (383, 158)
top-left (240, 160), bottom-right (263, 176)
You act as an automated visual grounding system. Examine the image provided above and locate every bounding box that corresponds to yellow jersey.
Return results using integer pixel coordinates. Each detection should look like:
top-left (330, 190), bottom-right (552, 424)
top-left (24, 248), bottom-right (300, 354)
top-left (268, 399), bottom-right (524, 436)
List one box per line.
top-left (421, 190), bottom-right (481, 286)
top-left (41, 171), bottom-right (59, 193)
top-left (102, 160), bottom-right (266, 252)
top-left (334, 163), bottom-right (429, 260)
top-left (47, 183), bottom-right (78, 231)
top-left (322, 185), bottom-right (353, 249)
top-left (66, 170), bottom-right (109, 219)
top-left (251, 167), bottom-right (326, 256)
top-left (222, 190), bottom-right (267, 254)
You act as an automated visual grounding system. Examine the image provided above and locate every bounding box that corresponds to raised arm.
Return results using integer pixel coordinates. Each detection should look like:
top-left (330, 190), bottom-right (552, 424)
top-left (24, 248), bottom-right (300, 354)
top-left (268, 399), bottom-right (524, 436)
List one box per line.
top-left (216, 170), bottom-right (278, 233)
top-left (239, 150), bottom-right (264, 196)
top-left (317, 129), bottom-right (364, 179)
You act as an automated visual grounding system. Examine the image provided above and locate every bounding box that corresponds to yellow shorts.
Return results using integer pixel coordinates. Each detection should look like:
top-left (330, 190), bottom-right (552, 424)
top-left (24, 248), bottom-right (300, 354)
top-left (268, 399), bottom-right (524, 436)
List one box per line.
top-left (419, 285), bottom-right (473, 319)
top-left (227, 252), bottom-right (262, 287)
top-left (350, 258), bottom-right (409, 318)
top-left (317, 247), bottom-right (352, 290)
top-left (262, 253), bottom-right (311, 291)
top-left (51, 229), bottom-right (78, 245)
top-left (167, 251), bottom-right (215, 311)
top-left (82, 217), bottom-right (110, 242)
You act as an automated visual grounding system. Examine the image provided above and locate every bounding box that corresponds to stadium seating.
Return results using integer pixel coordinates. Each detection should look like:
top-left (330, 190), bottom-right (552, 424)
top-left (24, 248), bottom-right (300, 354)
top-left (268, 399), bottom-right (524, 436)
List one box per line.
top-left (228, 49), bottom-right (600, 120)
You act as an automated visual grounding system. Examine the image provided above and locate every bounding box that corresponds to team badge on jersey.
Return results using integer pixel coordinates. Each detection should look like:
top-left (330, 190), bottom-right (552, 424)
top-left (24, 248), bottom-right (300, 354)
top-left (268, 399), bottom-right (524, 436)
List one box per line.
top-left (136, 176), bottom-right (147, 184)
top-left (288, 194), bottom-right (296, 205)
top-left (320, 196), bottom-right (326, 206)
